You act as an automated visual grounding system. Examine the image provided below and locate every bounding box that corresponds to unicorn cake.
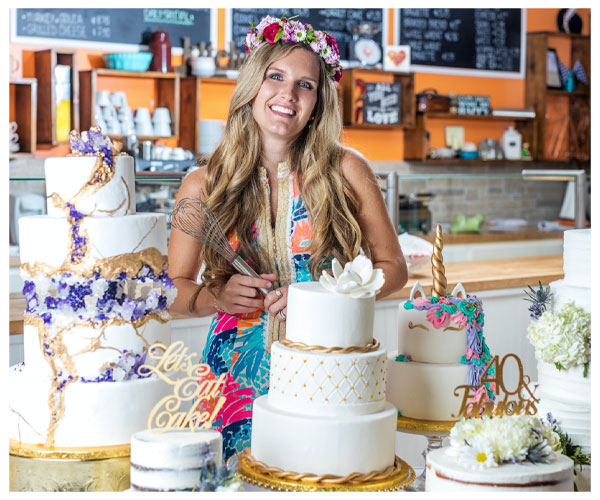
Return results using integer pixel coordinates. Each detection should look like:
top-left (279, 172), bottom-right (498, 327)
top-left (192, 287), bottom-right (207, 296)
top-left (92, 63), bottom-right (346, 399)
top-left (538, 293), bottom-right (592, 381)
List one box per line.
top-left (387, 225), bottom-right (494, 421)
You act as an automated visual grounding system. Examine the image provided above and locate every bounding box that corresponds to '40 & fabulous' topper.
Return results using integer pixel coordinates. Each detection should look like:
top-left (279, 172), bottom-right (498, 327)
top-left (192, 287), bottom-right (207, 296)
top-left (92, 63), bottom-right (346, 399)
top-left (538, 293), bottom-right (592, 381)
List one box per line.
top-left (140, 341), bottom-right (227, 432)
top-left (453, 352), bottom-right (539, 419)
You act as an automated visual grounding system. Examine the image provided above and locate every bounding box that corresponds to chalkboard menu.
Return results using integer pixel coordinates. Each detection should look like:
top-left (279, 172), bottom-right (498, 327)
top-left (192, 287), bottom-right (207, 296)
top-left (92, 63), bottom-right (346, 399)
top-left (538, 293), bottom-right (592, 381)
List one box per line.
top-left (397, 8), bottom-right (523, 75)
top-left (13, 8), bottom-right (213, 48)
top-left (363, 83), bottom-right (402, 125)
top-left (230, 8), bottom-right (384, 61)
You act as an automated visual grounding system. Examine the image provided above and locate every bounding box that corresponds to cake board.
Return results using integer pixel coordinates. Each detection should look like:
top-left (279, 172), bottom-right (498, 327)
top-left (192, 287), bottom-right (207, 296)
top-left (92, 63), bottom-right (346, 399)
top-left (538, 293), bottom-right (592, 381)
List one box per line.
top-left (9, 440), bottom-right (131, 492)
top-left (233, 448), bottom-right (416, 492)
top-left (396, 416), bottom-right (455, 492)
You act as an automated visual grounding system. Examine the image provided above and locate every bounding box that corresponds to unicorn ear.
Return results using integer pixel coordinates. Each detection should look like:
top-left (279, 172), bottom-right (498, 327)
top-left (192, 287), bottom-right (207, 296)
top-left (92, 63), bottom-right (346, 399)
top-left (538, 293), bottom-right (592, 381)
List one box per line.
top-left (451, 283), bottom-right (467, 298)
top-left (410, 281), bottom-right (426, 300)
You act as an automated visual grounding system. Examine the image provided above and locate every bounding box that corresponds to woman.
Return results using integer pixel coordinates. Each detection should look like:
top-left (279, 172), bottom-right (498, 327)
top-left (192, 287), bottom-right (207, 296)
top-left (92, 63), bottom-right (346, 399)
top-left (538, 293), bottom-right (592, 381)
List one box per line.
top-left (168, 15), bottom-right (408, 460)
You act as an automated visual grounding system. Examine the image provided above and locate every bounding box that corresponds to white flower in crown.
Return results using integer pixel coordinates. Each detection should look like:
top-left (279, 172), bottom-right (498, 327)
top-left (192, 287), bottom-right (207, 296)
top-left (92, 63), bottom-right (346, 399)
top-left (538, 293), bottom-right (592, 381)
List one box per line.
top-left (319, 254), bottom-right (385, 298)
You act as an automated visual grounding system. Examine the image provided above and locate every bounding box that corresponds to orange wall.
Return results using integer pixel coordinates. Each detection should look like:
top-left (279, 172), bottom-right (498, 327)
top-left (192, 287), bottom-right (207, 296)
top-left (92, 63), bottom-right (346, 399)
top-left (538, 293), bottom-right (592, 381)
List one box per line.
top-left (9, 8), bottom-right (591, 160)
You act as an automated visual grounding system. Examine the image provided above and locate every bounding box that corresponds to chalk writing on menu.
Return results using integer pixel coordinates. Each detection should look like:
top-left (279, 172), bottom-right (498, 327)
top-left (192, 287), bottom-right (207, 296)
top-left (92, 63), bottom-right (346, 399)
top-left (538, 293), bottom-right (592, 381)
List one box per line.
top-left (14, 8), bottom-right (211, 47)
top-left (231, 8), bottom-right (383, 61)
top-left (363, 83), bottom-right (402, 125)
top-left (399, 8), bottom-right (522, 73)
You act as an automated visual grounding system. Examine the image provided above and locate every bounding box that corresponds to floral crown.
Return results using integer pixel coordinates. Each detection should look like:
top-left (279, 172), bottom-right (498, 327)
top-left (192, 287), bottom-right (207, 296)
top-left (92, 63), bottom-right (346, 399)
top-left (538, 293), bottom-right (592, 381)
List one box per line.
top-left (244, 15), bottom-right (343, 83)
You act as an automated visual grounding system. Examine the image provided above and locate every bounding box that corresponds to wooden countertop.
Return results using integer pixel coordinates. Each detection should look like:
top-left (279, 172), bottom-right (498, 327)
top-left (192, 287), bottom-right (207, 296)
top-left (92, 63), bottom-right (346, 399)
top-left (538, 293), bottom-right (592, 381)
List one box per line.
top-left (9, 255), bottom-right (563, 336)
top-left (417, 227), bottom-right (563, 244)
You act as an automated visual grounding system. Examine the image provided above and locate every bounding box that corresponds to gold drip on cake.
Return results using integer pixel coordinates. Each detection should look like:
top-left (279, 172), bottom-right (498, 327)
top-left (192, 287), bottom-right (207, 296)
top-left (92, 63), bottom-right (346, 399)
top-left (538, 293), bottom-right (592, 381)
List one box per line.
top-left (431, 224), bottom-right (447, 297)
top-left (21, 247), bottom-right (168, 279)
top-left (279, 337), bottom-right (380, 353)
top-left (234, 449), bottom-right (415, 492)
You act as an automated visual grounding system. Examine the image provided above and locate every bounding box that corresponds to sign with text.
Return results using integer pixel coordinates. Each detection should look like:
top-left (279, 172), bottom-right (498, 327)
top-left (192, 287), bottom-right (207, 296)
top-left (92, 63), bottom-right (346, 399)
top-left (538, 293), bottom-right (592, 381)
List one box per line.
top-left (363, 82), bottom-right (402, 125)
top-left (140, 341), bottom-right (227, 432)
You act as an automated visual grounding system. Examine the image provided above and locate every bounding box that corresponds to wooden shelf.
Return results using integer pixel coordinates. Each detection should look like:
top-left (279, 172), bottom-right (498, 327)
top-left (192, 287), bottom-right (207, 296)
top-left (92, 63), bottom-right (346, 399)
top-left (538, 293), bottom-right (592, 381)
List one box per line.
top-left (546, 89), bottom-right (590, 98)
top-left (9, 79), bottom-right (37, 156)
top-left (107, 135), bottom-right (177, 141)
top-left (34, 49), bottom-right (79, 145)
top-left (422, 112), bottom-right (535, 122)
top-left (79, 69), bottom-right (181, 140)
top-left (412, 159), bottom-right (534, 166)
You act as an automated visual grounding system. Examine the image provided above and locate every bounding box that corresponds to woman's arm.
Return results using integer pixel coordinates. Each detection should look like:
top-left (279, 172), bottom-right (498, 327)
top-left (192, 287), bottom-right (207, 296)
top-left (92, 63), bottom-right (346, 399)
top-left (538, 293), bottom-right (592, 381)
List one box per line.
top-left (167, 167), bottom-right (275, 317)
top-left (341, 149), bottom-right (408, 299)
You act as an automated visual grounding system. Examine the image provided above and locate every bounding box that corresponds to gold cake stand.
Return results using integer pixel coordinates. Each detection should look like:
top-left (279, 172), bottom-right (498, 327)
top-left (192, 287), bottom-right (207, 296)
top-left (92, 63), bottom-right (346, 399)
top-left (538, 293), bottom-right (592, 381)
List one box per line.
top-left (396, 416), bottom-right (457, 492)
top-left (9, 440), bottom-right (131, 492)
top-left (234, 448), bottom-right (415, 492)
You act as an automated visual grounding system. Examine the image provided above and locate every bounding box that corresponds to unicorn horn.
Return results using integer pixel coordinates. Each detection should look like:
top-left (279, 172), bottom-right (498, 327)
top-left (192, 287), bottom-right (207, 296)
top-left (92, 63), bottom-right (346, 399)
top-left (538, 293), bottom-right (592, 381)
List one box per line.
top-left (431, 224), bottom-right (447, 298)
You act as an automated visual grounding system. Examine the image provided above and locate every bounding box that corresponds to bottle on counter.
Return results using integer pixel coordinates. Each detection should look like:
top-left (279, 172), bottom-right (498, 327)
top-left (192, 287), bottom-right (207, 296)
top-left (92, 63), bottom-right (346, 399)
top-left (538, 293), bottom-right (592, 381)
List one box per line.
top-left (149, 30), bottom-right (173, 73)
top-left (501, 126), bottom-right (522, 160)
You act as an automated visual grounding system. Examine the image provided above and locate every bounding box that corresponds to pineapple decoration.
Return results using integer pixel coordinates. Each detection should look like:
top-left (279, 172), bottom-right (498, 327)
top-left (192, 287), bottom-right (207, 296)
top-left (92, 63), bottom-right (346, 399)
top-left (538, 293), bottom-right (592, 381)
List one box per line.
top-left (431, 224), bottom-right (447, 298)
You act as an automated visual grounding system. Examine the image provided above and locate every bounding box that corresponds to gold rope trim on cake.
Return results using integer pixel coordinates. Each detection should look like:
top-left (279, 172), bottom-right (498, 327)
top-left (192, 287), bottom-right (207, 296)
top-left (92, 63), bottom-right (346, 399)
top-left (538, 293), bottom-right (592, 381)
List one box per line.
top-left (279, 337), bottom-right (380, 354)
top-left (239, 449), bottom-right (405, 486)
top-left (9, 439), bottom-right (130, 460)
top-left (21, 247), bottom-right (168, 279)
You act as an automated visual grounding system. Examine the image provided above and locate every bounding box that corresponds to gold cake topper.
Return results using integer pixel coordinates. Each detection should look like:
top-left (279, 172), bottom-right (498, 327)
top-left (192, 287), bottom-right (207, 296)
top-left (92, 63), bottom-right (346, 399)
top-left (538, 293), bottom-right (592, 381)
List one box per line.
top-left (452, 353), bottom-right (539, 419)
top-left (140, 341), bottom-right (227, 432)
top-left (431, 224), bottom-right (447, 298)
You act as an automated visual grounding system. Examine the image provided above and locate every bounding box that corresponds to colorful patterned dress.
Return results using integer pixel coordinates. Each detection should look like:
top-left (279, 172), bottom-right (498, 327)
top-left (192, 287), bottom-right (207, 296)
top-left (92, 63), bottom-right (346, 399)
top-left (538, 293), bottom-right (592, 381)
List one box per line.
top-left (201, 162), bottom-right (317, 461)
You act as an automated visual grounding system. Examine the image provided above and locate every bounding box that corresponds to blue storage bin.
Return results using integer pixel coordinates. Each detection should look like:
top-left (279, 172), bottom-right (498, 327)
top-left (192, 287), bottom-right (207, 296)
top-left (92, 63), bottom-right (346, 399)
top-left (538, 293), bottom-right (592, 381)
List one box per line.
top-left (103, 52), bottom-right (153, 72)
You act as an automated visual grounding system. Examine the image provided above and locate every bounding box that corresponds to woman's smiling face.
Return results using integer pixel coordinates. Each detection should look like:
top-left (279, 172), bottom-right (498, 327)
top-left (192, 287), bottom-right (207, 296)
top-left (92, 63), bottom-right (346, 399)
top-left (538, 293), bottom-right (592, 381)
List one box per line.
top-left (251, 48), bottom-right (321, 144)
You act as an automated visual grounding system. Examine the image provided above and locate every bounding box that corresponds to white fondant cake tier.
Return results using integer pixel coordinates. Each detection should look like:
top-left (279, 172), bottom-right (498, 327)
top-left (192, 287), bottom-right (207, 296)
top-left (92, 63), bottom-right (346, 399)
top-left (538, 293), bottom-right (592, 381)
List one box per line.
top-left (285, 281), bottom-right (374, 348)
top-left (9, 364), bottom-right (170, 447)
top-left (397, 305), bottom-right (466, 363)
top-left (386, 351), bottom-right (468, 421)
top-left (23, 319), bottom-right (170, 379)
top-left (130, 429), bottom-right (222, 491)
top-left (426, 448), bottom-right (574, 492)
top-left (251, 396), bottom-right (396, 476)
top-left (550, 280), bottom-right (590, 314)
top-left (268, 342), bottom-right (387, 416)
top-left (562, 229), bottom-right (590, 288)
top-left (536, 361), bottom-right (590, 454)
top-left (45, 155), bottom-right (136, 217)
top-left (19, 213), bottom-right (167, 270)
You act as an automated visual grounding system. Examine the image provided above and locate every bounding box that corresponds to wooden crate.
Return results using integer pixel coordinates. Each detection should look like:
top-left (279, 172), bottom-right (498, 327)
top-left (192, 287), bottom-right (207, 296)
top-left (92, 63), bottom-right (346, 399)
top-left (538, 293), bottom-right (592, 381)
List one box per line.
top-left (9, 78), bottom-right (37, 157)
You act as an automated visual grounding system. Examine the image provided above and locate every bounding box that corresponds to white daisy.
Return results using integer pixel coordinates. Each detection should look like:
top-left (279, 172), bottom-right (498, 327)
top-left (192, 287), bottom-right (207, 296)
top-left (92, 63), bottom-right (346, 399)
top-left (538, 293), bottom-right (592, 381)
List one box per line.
top-left (458, 439), bottom-right (497, 470)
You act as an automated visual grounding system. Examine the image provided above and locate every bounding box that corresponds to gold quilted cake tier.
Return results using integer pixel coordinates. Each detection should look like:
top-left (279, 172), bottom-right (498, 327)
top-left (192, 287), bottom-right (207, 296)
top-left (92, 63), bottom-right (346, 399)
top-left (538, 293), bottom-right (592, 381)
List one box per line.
top-left (234, 449), bottom-right (415, 492)
top-left (9, 454), bottom-right (130, 492)
top-left (9, 439), bottom-right (130, 460)
top-left (397, 415), bottom-right (456, 435)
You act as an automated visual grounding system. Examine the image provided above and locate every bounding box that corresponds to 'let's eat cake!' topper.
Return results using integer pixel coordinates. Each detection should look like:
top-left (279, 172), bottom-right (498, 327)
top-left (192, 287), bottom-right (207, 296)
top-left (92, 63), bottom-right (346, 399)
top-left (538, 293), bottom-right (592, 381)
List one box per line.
top-left (452, 353), bottom-right (539, 419)
top-left (140, 341), bottom-right (227, 432)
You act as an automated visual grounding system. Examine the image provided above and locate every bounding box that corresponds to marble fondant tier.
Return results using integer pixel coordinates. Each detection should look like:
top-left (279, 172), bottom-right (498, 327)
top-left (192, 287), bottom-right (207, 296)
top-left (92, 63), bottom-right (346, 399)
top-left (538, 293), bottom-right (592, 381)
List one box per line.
top-left (19, 213), bottom-right (167, 271)
top-left (386, 351), bottom-right (468, 421)
top-left (426, 448), bottom-right (574, 492)
top-left (268, 341), bottom-right (387, 416)
top-left (9, 364), bottom-right (170, 448)
top-left (45, 155), bottom-right (136, 217)
top-left (250, 395), bottom-right (397, 476)
top-left (285, 281), bottom-right (374, 348)
top-left (23, 319), bottom-right (170, 379)
top-left (130, 429), bottom-right (222, 492)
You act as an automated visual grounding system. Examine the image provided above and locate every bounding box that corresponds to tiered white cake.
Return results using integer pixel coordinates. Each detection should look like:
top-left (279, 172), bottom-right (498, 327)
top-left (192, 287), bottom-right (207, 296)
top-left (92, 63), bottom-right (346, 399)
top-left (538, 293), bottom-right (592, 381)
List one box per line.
top-left (9, 131), bottom-right (175, 449)
top-left (528, 229), bottom-right (591, 490)
top-left (250, 258), bottom-right (397, 477)
top-left (387, 282), bottom-right (493, 421)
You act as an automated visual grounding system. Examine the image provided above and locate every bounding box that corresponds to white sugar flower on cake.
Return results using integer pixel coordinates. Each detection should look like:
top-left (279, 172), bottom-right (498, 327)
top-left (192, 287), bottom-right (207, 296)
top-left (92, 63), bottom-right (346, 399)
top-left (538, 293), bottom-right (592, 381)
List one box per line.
top-left (319, 254), bottom-right (384, 298)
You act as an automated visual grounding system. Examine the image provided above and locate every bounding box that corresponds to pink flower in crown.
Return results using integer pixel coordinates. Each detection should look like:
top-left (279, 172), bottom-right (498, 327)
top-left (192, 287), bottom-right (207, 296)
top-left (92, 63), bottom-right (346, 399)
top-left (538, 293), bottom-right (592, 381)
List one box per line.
top-left (451, 310), bottom-right (469, 327)
top-left (333, 66), bottom-right (343, 83)
top-left (325, 33), bottom-right (339, 55)
top-left (263, 22), bottom-right (282, 44)
top-left (426, 306), bottom-right (450, 328)
top-left (256, 16), bottom-right (279, 32)
top-left (410, 296), bottom-right (430, 308)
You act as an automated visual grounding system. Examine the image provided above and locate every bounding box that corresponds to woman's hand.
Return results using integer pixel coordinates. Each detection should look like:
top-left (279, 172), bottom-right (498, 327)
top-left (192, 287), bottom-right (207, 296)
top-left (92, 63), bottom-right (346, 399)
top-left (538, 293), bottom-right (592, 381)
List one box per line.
top-left (216, 273), bottom-right (277, 315)
top-left (264, 285), bottom-right (289, 322)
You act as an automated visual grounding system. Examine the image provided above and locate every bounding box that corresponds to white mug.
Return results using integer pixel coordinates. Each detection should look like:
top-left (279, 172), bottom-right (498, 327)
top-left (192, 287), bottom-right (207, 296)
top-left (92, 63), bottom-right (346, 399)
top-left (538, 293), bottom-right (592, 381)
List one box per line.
top-left (134, 107), bottom-right (152, 123)
top-left (96, 90), bottom-right (111, 107)
top-left (111, 91), bottom-right (127, 108)
top-left (152, 107), bottom-right (171, 123)
top-left (192, 56), bottom-right (216, 77)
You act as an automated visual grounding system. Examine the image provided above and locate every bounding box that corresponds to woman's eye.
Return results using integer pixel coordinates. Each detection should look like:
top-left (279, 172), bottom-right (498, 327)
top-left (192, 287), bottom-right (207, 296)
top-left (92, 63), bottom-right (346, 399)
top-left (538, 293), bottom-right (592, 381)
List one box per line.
top-left (268, 73), bottom-right (283, 81)
top-left (298, 81), bottom-right (313, 90)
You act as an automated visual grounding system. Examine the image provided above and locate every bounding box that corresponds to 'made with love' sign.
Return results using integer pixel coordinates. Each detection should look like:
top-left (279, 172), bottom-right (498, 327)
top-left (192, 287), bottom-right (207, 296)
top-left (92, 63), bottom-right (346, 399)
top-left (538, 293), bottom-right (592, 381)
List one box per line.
top-left (363, 82), bottom-right (402, 125)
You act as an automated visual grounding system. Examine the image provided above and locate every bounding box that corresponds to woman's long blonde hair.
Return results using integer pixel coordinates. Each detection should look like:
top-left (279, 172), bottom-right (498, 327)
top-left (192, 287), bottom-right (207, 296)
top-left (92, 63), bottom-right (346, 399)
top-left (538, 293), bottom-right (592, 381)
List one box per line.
top-left (200, 41), bottom-right (368, 296)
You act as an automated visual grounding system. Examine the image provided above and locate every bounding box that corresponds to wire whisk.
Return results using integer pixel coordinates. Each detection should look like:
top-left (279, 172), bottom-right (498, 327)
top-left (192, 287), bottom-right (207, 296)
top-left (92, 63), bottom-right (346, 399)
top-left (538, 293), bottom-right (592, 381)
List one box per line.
top-left (169, 197), bottom-right (272, 297)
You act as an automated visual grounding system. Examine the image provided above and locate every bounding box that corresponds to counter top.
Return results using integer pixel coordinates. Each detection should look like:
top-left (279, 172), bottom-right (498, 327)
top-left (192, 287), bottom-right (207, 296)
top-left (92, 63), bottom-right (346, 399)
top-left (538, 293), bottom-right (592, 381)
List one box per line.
top-left (9, 255), bottom-right (563, 335)
top-left (417, 227), bottom-right (563, 244)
